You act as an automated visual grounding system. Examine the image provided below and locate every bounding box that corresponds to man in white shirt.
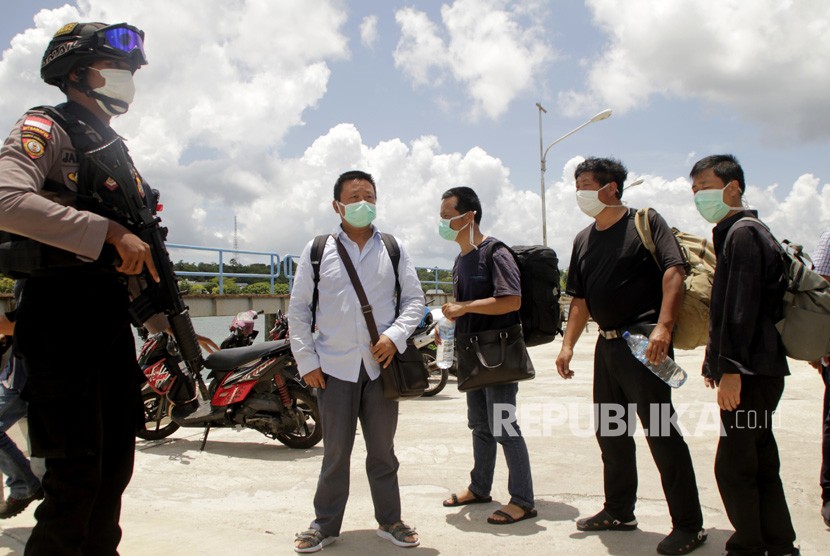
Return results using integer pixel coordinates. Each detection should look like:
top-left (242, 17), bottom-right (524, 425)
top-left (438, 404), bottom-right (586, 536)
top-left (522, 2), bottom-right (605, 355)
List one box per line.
top-left (288, 170), bottom-right (425, 553)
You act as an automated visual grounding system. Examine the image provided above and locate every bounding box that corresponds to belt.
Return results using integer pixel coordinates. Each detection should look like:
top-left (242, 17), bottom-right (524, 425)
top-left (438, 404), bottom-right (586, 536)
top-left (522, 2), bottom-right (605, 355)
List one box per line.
top-left (598, 328), bottom-right (623, 339)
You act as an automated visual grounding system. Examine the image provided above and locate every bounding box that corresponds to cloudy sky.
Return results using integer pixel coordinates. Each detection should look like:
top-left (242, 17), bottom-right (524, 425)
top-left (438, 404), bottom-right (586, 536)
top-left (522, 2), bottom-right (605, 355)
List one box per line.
top-left (1, 0), bottom-right (828, 271)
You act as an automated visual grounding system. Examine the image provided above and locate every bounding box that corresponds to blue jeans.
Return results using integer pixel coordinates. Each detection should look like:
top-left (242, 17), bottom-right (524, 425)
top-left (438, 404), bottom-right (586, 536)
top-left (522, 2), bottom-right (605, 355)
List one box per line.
top-left (0, 382), bottom-right (41, 499)
top-left (466, 383), bottom-right (534, 509)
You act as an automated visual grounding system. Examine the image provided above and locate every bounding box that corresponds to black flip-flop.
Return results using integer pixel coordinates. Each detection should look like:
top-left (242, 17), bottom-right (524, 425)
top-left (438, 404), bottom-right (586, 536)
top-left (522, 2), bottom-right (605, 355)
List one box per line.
top-left (487, 507), bottom-right (538, 525)
top-left (443, 492), bottom-right (493, 507)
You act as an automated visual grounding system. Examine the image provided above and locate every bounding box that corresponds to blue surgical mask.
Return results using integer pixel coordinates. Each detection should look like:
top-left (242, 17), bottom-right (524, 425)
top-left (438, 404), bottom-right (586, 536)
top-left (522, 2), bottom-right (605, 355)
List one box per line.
top-left (338, 201), bottom-right (376, 228)
top-left (694, 188), bottom-right (743, 223)
top-left (439, 213), bottom-right (469, 241)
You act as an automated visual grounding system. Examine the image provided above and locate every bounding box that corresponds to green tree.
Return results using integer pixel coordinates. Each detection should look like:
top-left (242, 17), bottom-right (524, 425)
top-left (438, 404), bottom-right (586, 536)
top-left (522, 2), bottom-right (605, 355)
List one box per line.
top-left (243, 282), bottom-right (272, 295)
top-left (189, 284), bottom-right (208, 295)
top-left (0, 277), bottom-right (14, 294)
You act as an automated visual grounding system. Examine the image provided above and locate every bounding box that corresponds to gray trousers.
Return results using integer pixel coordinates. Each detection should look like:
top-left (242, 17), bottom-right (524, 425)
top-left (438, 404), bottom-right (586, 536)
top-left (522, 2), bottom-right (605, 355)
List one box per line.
top-left (311, 365), bottom-right (401, 536)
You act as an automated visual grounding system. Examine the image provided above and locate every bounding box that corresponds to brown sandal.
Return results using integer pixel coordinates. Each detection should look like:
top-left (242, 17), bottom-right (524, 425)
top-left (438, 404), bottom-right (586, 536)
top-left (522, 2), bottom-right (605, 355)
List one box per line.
top-left (487, 507), bottom-right (538, 525)
top-left (443, 491), bottom-right (493, 507)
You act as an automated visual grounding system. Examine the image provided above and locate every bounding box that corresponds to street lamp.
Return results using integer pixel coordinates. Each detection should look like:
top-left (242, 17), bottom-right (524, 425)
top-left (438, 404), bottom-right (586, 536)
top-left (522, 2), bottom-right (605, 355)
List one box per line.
top-left (537, 105), bottom-right (612, 246)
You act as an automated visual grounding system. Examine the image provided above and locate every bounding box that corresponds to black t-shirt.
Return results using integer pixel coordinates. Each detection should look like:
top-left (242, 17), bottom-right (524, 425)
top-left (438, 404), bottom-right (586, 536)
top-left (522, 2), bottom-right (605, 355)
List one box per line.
top-left (452, 236), bottom-right (521, 335)
top-left (566, 208), bottom-right (683, 330)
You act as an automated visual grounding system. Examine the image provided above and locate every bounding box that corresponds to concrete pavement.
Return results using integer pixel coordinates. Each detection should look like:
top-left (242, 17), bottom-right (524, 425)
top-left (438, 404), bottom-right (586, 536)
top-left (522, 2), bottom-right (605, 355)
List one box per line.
top-left (1, 331), bottom-right (829, 555)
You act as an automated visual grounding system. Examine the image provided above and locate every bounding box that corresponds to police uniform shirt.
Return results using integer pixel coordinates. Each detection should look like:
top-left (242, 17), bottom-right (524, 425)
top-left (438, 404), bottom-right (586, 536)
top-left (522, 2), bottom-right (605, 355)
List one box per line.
top-left (0, 102), bottom-right (111, 261)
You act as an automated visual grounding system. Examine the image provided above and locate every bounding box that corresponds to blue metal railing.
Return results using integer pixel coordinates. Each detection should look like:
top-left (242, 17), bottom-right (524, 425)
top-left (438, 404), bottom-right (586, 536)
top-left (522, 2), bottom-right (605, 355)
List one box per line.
top-left (167, 244), bottom-right (281, 294)
top-left (282, 253), bottom-right (451, 293)
top-left (168, 243), bottom-right (452, 294)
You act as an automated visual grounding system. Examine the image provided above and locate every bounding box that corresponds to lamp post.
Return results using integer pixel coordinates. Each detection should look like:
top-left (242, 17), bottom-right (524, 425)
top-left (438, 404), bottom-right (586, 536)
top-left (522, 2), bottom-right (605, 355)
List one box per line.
top-left (537, 106), bottom-right (612, 246)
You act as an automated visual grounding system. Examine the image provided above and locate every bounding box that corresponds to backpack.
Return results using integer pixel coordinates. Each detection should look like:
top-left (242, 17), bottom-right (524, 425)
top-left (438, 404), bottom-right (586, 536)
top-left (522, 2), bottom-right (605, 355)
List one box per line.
top-left (308, 233), bottom-right (407, 333)
top-left (483, 241), bottom-right (563, 347)
top-left (634, 208), bottom-right (716, 350)
top-left (728, 217), bottom-right (830, 361)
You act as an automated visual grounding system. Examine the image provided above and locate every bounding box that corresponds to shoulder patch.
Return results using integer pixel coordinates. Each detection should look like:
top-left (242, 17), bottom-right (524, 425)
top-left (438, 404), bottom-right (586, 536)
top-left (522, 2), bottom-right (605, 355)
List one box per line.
top-left (22, 135), bottom-right (47, 159)
top-left (22, 116), bottom-right (53, 139)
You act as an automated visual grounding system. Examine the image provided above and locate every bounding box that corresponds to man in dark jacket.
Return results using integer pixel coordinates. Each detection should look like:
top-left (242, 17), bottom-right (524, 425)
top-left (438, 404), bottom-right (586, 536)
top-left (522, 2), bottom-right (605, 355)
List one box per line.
top-left (690, 154), bottom-right (799, 556)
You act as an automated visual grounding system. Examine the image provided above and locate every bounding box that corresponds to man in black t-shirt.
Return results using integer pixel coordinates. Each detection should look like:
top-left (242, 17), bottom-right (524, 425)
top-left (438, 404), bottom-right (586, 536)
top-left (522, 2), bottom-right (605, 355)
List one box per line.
top-left (555, 158), bottom-right (706, 555)
top-left (438, 187), bottom-right (536, 526)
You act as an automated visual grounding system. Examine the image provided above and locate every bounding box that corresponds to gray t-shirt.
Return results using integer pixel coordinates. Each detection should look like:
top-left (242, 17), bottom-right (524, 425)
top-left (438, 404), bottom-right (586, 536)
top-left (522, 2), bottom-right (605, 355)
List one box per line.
top-left (452, 236), bottom-right (521, 335)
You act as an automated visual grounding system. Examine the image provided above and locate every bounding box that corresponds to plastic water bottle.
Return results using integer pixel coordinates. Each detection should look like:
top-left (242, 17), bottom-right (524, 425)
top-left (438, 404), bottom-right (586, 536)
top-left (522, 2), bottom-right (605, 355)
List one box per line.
top-left (436, 318), bottom-right (455, 369)
top-left (622, 331), bottom-right (687, 388)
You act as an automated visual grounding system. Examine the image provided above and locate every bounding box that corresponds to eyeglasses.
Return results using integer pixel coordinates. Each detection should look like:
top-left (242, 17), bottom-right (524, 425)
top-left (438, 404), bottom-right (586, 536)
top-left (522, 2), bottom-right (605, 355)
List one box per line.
top-left (98, 24), bottom-right (145, 58)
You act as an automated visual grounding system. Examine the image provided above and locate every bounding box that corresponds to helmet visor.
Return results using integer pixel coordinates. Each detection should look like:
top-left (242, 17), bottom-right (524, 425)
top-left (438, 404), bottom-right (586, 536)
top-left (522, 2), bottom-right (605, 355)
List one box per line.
top-left (100, 25), bottom-right (145, 57)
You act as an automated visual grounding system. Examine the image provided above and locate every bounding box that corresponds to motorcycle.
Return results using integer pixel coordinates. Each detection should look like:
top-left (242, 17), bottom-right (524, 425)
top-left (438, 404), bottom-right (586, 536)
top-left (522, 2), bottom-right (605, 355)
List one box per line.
top-left (411, 307), bottom-right (452, 396)
top-left (136, 310), bottom-right (322, 450)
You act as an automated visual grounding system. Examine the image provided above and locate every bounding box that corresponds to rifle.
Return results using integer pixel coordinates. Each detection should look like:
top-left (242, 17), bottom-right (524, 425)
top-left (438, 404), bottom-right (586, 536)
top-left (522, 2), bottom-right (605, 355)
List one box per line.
top-left (81, 137), bottom-right (204, 403)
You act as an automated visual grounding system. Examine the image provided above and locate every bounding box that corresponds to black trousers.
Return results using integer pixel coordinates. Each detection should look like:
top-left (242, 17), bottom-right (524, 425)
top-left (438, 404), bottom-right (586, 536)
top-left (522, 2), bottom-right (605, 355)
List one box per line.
top-left (715, 374), bottom-right (796, 556)
top-left (822, 363), bottom-right (830, 504)
top-left (15, 274), bottom-right (143, 556)
top-left (593, 337), bottom-right (703, 532)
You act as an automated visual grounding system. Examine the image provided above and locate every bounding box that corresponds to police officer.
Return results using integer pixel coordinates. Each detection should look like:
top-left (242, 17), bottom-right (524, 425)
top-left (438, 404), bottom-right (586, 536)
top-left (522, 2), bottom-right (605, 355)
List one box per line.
top-left (0, 22), bottom-right (158, 554)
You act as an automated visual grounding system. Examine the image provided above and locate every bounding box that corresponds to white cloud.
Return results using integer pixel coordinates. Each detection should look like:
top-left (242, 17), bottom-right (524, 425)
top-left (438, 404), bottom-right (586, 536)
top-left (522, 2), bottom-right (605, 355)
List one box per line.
top-left (560, 0), bottom-right (830, 142)
top-left (1, 0), bottom-right (827, 276)
top-left (360, 15), bottom-right (378, 49)
top-left (393, 0), bottom-right (552, 120)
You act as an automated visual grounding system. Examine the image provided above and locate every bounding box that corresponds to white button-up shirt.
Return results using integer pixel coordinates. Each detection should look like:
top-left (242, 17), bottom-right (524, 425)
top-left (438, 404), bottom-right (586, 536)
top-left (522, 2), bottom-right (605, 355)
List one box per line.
top-left (288, 226), bottom-right (425, 382)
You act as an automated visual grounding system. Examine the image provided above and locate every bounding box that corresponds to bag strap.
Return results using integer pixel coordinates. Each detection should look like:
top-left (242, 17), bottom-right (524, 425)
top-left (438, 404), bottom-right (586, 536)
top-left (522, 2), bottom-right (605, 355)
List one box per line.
top-left (634, 207), bottom-right (660, 266)
top-left (308, 234), bottom-right (329, 333)
top-left (379, 233), bottom-right (402, 317)
top-left (333, 237), bottom-right (381, 344)
top-left (310, 232), bottom-right (403, 334)
top-left (470, 331), bottom-right (508, 369)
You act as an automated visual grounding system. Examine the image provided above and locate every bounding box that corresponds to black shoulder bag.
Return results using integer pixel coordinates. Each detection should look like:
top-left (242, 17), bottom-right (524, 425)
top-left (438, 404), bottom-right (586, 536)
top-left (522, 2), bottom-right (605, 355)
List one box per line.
top-left (333, 236), bottom-right (428, 400)
top-left (455, 242), bottom-right (535, 392)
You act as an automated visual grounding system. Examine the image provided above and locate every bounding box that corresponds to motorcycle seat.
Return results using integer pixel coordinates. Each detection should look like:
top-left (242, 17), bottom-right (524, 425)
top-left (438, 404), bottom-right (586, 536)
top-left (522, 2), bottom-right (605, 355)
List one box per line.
top-left (204, 340), bottom-right (291, 371)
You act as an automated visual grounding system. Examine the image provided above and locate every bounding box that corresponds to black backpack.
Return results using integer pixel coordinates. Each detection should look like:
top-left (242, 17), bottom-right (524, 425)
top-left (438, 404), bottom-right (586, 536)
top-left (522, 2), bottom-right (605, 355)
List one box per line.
top-left (307, 233), bottom-right (405, 333)
top-left (483, 242), bottom-right (563, 346)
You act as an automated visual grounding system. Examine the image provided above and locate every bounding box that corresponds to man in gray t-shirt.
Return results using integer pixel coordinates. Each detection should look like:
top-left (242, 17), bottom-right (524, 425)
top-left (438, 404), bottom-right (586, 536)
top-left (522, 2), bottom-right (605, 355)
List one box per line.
top-left (438, 186), bottom-right (536, 526)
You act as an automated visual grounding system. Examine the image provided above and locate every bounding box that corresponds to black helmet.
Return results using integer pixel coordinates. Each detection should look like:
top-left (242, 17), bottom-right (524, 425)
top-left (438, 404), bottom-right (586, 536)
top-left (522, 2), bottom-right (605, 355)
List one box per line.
top-left (41, 22), bottom-right (147, 89)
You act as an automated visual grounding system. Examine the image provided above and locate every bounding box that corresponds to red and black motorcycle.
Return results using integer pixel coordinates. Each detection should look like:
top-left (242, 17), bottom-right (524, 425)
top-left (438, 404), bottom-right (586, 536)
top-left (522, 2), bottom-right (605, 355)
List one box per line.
top-left (136, 310), bottom-right (321, 449)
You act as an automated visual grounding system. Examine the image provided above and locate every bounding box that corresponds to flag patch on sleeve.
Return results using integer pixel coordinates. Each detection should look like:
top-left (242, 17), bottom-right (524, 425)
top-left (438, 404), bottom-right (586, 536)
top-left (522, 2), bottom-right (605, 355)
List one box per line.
top-left (22, 116), bottom-right (53, 140)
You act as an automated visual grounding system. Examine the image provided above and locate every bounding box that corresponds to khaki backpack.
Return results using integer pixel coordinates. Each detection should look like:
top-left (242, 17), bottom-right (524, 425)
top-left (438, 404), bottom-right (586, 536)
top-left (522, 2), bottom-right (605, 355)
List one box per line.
top-left (634, 208), bottom-right (716, 350)
top-left (728, 217), bottom-right (830, 361)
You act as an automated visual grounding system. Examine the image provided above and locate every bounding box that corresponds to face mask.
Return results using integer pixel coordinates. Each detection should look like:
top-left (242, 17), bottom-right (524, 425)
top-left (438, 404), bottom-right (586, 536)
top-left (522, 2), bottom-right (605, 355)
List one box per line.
top-left (575, 184), bottom-right (613, 217)
top-left (694, 188), bottom-right (743, 223)
top-left (89, 68), bottom-right (135, 116)
top-left (438, 213), bottom-right (469, 241)
top-left (338, 200), bottom-right (376, 228)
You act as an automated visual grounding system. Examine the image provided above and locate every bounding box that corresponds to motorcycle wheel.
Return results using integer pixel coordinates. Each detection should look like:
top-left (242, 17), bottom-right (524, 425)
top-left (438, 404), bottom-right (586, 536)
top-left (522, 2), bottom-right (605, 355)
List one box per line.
top-left (137, 391), bottom-right (180, 440)
top-left (276, 387), bottom-right (323, 449)
top-left (419, 345), bottom-right (449, 397)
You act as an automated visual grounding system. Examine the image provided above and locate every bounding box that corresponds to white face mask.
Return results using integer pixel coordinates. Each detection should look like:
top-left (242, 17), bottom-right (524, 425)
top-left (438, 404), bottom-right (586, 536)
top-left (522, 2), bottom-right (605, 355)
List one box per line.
top-left (576, 184), bottom-right (613, 218)
top-left (89, 68), bottom-right (136, 116)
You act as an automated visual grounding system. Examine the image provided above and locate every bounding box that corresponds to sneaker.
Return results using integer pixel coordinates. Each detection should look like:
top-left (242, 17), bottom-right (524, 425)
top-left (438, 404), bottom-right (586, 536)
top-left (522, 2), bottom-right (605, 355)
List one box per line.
top-left (822, 501), bottom-right (830, 528)
top-left (294, 529), bottom-right (336, 553)
top-left (0, 487), bottom-right (44, 519)
top-left (657, 528), bottom-right (707, 555)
